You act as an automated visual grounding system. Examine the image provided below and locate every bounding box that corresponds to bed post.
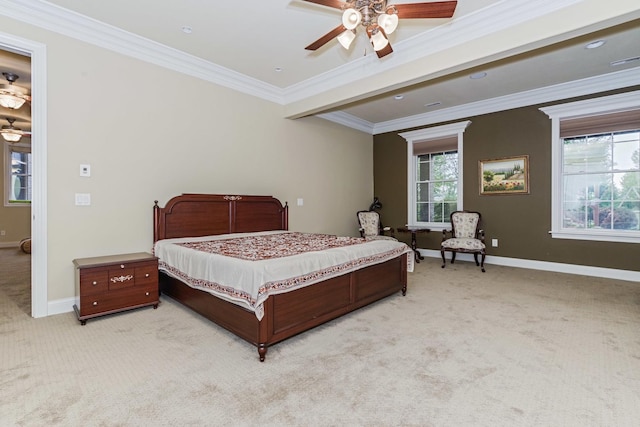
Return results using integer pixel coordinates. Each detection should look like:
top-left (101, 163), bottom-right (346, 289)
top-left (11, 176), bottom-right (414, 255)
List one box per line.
top-left (153, 200), bottom-right (162, 243)
top-left (283, 202), bottom-right (289, 231)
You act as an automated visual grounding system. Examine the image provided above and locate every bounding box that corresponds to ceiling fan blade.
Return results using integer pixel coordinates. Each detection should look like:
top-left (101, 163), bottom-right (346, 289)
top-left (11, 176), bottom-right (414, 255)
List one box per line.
top-left (394, 1), bottom-right (457, 19)
top-left (305, 25), bottom-right (347, 51)
top-left (376, 42), bottom-right (393, 58)
top-left (301, 0), bottom-right (345, 10)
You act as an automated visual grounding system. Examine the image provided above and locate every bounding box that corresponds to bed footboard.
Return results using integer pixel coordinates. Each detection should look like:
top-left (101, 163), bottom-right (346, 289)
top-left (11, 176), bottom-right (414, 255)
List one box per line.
top-left (160, 254), bottom-right (407, 361)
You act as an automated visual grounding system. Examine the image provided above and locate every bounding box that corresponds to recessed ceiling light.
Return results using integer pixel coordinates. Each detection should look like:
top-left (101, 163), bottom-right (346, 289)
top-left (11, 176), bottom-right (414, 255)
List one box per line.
top-left (394, 95), bottom-right (404, 100)
top-left (424, 101), bottom-right (442, 108)
top-left (469, 72), bottom-right (487, 80)
top-left (585, 40), bottom-right (605, 49)
top-left (275, 67), bottom-right (283, 72)
top-left (610, 56), bottom-right (640, 67)
top-left (181, 26), bottom-right (193, 34)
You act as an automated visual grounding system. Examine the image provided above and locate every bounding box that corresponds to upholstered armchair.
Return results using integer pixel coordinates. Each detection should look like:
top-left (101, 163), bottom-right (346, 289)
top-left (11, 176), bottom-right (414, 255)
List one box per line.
top-left (441, 210), bottom-right (486, 272)
top-left (357, 210), bottom-right (397, 241)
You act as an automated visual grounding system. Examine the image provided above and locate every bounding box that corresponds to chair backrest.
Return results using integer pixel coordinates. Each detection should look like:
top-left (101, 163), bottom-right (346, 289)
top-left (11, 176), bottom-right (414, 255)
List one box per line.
top-left (357, 211), bottom-right (382, 237)
top-left (450, 211), bottom-right (481, 239)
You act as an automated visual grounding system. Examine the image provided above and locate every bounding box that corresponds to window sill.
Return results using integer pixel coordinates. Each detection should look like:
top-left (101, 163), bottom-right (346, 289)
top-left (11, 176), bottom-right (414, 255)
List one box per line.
top-left (550, 230), bottom-right (640, 244)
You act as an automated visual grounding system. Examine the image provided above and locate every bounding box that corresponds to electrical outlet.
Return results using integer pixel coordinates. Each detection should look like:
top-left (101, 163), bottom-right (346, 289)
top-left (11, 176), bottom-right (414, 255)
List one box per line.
top-left (0, 230), bottom-right (5, 236)
top-left (491, 238), bottom-right (498, 247)
top-left (297, 198), bottom-right (304, 206)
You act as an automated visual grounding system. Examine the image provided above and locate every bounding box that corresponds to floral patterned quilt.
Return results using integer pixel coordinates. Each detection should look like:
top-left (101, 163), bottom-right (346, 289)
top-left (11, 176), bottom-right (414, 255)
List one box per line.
top-left (154, 231), bottom-right (413, 320)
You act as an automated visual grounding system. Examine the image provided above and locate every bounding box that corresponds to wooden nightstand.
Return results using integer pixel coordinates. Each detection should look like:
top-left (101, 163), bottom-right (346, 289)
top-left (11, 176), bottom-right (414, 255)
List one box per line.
top-left (73, 252), bottom-right (159, 325)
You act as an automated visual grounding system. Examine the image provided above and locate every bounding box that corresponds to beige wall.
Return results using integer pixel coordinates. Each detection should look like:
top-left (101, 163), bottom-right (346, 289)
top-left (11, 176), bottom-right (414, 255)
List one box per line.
top-left (0, 17), bottom-right (374, 302)
top-left (374, 96), bottom-right (640, 272)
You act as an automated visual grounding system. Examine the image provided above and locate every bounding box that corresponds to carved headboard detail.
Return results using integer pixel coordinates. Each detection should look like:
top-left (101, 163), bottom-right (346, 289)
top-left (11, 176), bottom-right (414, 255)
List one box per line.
top-left (153, 194), bottom-right (288, 242)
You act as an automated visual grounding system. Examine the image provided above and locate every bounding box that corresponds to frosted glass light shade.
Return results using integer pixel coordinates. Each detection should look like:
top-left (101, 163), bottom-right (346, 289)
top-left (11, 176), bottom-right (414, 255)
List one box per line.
top-left (1, 129), bottom-right (22, 143)
top-left (337, 30), bottom-right (356, 49)
top-left (342, 8), bottom-right (362, 30)
top-left (0, 94), bottom-right (26, 110)
top-left (370, 30), bottom-right (389, 51)
top-left (378, 13), bottom-right (398, 34)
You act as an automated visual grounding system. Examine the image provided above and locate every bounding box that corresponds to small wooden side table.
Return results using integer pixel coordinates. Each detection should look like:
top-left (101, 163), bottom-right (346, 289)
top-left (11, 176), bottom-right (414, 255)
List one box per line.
top-left (73, 252), bottom-right (159, 325)
top-left (397, 226), bottom-right (431, 263)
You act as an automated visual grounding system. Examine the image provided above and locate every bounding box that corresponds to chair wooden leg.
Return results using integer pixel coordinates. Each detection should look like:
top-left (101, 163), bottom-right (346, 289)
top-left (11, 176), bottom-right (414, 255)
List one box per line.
top-left (450, 252), bottom-right (456, 264)
top-left (473, 253), bottom-right (479, 266)
top-left (480, 252), bottom-right (486, 272)
top-left (440, 250), bottom-right (446, 268)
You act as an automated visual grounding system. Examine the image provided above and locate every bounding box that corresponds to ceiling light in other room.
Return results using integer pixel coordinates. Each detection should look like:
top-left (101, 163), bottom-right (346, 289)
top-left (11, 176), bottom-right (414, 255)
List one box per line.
top-left (394, 95), bottom-right (404, 100)
top-left (181, 26), bottom-right (193, 34)
top-left (0, 73), bottom-right (31, 110)
top-left (1, 118), bottom-right (23, 143)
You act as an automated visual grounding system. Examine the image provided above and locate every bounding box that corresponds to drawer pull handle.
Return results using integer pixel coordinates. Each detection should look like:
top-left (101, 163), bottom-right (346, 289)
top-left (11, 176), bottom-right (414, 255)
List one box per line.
top-left (92, 301), bottom-right (98, 306)
top-left (120, 264), bottom-right (125, 269)
top-left (145, 292), bottom-right (150, 296)
top-left (110, 275), bottom-right (134, 283)
top-left (92, 281), bottom-right (98, 285)
top-left (145, 273), bottom-right (150, 278)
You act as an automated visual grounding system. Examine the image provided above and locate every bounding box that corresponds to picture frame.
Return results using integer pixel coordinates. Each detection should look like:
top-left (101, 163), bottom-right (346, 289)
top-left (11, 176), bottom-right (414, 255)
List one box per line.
top-left (479, 155), bottom-right (529, 195)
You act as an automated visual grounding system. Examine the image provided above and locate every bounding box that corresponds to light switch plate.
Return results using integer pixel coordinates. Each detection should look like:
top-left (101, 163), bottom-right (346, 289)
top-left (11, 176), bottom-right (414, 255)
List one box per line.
top-left (75, 193), bottom-right (91, 206)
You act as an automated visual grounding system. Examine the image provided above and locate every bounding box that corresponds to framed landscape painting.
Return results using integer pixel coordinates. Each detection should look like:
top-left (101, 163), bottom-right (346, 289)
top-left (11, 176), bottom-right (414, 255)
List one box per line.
top-left (479, 155), bottom-right (529, 195)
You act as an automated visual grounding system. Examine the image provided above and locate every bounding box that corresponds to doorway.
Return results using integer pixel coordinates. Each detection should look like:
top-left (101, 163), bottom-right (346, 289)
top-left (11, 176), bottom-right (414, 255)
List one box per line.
top-left (0, 31), bottom-right (47, 318)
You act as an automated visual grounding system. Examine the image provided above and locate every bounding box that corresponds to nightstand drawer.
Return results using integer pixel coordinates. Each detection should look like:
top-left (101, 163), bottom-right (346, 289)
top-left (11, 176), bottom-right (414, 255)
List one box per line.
top-left (108, 268), bottom-right (135, 290)
top-left (80, 284), bottom-right (159, 316)
top-left (79, 270), bottom-right (109, 296)
top-left (135, 264), bottom-right (158, 286)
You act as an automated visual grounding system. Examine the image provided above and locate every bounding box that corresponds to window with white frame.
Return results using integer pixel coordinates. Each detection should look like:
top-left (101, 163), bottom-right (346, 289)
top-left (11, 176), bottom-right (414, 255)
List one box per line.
top-left (4, 142), bottom-right (32, 206)
top-left (541, 91), bottom-right (640, 243)
top-left (400, 121), bottom-right (471, 230)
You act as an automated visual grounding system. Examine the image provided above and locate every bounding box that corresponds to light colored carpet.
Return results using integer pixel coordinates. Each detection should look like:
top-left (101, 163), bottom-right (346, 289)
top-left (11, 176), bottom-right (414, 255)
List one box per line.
top-left (1, 254), bottom-right (639, 426)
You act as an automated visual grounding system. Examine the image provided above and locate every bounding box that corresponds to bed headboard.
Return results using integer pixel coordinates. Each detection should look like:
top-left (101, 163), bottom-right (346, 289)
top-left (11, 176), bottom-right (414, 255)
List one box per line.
top-left (153, 194), bottom-right (288, 242)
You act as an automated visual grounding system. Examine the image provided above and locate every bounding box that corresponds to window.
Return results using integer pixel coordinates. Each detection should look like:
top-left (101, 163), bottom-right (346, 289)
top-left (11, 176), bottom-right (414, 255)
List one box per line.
top-left (541, 91), bottom-right (640, 243)
top-left (4, 142), bottom-right (32, 206)
top-left (400, 121), bottom-right (471, 229)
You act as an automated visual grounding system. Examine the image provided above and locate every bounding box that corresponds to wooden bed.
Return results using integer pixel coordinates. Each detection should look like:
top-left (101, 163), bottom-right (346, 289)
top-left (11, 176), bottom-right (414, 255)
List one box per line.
top-left (153, 193), bottom-right (408, 361)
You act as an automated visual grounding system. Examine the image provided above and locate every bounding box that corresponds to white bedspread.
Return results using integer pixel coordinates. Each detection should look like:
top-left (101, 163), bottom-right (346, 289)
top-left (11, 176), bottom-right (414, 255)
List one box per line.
top-left (153, 231), bottom-right (414, 320)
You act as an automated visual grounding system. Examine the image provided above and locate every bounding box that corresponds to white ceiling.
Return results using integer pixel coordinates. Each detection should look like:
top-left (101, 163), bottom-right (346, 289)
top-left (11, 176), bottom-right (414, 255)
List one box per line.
top-left (2, 0), bottom-right (640, 135)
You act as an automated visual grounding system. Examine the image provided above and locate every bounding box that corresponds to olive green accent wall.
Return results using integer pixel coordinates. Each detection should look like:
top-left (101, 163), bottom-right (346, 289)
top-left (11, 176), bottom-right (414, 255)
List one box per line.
top-left (374, 101), bottom-right (639, 272)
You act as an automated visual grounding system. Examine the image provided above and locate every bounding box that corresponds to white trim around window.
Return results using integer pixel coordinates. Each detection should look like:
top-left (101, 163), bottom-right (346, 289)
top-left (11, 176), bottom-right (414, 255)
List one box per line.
top-left (540, 90), bottom-right (640, 244)
top-left (400, 120), bottom-right (472, 230)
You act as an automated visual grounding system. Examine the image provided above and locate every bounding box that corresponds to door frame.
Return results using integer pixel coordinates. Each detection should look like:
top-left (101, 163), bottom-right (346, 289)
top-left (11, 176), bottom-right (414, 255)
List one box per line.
top-left (0, 31), bottom-right (48, 318)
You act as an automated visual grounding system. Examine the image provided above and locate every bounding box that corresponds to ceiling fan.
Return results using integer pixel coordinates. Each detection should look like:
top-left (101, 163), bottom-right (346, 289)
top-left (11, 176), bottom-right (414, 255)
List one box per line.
top-left (303, 0), bottom-right (458, 58)
top-left (1, 117), bottom-right (31, 143)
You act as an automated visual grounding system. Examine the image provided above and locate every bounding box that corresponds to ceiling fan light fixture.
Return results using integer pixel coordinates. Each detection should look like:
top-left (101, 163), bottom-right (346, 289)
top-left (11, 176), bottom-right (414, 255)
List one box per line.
top-left (337, 29), bottom-right (356, 49)
top-left (1, 72), bottom-right (31, 110)
top-left (1, 119), bottom-right (23, 143)
top-left (368, 26), bottom-right (389, 52)
top-left (378, 12), bottom-right (399, 35)
top-left (342, 8), bottom-right (362, 30)
top-left (0, 93), bottom-right (27, 110)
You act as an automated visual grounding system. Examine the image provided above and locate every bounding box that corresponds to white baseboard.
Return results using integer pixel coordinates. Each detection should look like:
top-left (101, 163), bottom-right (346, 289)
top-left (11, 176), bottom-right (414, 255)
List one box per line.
top-left (420, 249), bottom-right (640, 282)
top-left (48, 297), bottom-right (78, 316)
top-left (44, 251), bottom-right (639, 317)
top-left (0, 242), bottom-right (19, 248)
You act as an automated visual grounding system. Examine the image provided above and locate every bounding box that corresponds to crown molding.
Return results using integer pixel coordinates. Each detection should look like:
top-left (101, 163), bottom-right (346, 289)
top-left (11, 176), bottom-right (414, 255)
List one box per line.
top-left (0, 0), bottom-right (585, 109)
top-left (0, 0), bottom-right (284, 104)
top-left (318, 66), bottom-right (640, 135)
